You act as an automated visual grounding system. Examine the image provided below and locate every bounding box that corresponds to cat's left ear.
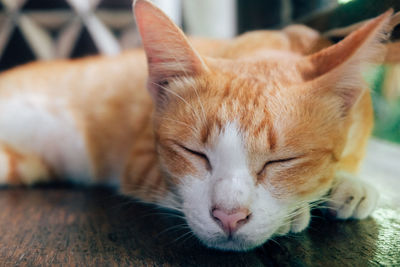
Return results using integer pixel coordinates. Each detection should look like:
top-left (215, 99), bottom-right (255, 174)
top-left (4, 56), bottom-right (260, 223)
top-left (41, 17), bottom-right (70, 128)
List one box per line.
top-left (133, 0), bottom-right (207, 104)
top-left (300, 10), bottom-right (398, 114)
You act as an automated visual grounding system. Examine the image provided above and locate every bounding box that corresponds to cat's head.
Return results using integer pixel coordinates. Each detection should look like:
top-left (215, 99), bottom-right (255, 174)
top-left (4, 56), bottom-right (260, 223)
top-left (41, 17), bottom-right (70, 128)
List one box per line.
top-left (134, 0), bottom-right (393, 251)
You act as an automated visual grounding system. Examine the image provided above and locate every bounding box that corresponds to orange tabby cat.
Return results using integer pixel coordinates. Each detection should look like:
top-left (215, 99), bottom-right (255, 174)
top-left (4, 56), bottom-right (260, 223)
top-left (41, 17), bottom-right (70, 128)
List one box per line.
top-left (0, 0), bottom-right (398, 251)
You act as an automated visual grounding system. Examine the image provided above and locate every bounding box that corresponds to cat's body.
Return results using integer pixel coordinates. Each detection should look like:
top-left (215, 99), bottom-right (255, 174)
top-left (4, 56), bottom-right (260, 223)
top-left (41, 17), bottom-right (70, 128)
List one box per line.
top-left (0, 26), bottom-right (341, 197)
top-left (0, 0), bottom-right (397, 251)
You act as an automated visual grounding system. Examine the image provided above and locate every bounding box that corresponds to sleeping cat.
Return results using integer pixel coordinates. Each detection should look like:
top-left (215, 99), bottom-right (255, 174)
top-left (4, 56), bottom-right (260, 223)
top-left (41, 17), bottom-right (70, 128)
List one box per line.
top-left (0, 0), bottom-right (399, 251)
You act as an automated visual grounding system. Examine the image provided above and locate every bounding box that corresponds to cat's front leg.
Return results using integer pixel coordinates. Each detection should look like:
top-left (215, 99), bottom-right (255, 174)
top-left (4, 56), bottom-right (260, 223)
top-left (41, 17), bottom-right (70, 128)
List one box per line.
top-left (325, 171), bottom-right (379, 219)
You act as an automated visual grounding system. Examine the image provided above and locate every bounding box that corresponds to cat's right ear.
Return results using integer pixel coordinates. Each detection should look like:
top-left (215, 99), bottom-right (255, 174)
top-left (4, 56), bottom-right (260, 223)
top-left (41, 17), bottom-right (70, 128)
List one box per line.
top-left (133, 0), bottom-right (207, 104)
top-left (298, 10), bottom-right (396, 115)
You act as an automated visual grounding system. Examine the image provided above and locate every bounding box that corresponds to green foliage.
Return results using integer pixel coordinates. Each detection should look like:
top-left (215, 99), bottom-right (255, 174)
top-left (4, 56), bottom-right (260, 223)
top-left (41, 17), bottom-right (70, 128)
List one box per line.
top-left (367, 65), bottom-right (400, 143)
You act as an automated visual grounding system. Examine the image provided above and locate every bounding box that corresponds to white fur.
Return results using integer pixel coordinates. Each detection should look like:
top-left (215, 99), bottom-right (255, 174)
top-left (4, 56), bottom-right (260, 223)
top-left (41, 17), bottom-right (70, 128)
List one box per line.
top-left (327, 171), bottom-right (379, 219)
top-left (208, 123), bottom-right (254, 210)
top-left (178, 122), bottom-right (295, 251)
top-left (0, 94), bottom-right (93, 183)
top-left (290, 204), bottom-right (311, 233)
top-left (341, 110), bottom-right (363, 158)
top-left (17, 155), bottom-right (50, 185)
top-left (0, 149), bottom-right (9, 183)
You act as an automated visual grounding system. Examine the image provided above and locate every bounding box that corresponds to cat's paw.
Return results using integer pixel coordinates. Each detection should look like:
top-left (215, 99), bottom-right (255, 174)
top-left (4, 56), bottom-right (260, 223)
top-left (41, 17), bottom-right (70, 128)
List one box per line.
top-left (0, 147), bottom-right (50, 185)
top-left (325, 172), bottom-right (379, 220)
top-left (290, 205), bottom-right (311, 233)
top-left (276, 205), bottom-right (311, 235)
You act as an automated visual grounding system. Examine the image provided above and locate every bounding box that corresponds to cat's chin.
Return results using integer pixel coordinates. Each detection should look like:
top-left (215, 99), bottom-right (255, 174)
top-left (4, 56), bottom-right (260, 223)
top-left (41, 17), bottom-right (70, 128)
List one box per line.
top-left (199, 236), bottom-right (267, 252)
top-left (193, 231), bottom-right (270, 252)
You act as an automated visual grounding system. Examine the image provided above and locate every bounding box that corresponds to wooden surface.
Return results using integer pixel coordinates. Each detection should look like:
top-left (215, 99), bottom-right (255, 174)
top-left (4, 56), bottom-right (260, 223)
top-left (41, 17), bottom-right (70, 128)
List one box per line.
top-left (0, 139), bottom-right (399, 266)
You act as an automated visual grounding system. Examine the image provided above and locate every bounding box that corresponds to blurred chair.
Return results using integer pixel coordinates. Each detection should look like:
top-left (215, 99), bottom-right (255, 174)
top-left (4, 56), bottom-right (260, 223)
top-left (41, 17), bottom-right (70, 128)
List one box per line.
top-left (0, 0), bottom-right (238, 70)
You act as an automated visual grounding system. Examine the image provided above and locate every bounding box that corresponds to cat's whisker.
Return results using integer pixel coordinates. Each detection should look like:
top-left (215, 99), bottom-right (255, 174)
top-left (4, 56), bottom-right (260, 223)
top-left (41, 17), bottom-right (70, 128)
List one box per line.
top-left (148, 40), bottom-right (203, 125)
top-left (162, 117), bottom-right (199, 136)
top-left (155, 223), bottom-right (191, 239)
top-left (0, 0), bottom-right (392, 253)
top-left (268, 237), bottom-right (283, 248)
top-left (179, 232), bottom-right (197, 247)
top-left (139, 211), bottom-right (185, 220)
top-left (170, 229), bottom-right (195, 245)
top-left (184, 76), bottom-right (207, 126)
top-left (151, 81), bottom-right (199, 120)
top-left (158, 39), bottom-right (206, 126)
top-left (310, 214), bottom-right (326, 220)
top-left (121, 183), bottom-right (182, 207)
top-left (125, 196), bottom-right (183, 213)
top-left (164, 36), bottom-right (207, 127)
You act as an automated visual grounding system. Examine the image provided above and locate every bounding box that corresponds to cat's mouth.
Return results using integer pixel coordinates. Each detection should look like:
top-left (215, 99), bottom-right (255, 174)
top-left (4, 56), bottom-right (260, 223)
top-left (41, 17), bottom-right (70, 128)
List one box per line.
top-left (186, 216), bottom-right (275, 251)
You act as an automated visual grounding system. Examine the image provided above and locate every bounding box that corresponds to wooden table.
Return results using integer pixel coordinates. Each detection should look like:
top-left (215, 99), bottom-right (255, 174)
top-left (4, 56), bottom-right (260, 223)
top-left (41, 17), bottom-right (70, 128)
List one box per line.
top-left (0, 140), bottom-right (399, 266)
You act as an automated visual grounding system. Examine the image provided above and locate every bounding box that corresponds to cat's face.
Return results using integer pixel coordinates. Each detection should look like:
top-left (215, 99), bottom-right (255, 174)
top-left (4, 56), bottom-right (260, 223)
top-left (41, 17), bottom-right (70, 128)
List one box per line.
top-left (153, 62), bottom-right (341, 250)
top-left (134, 0), bottom-right (391, 251)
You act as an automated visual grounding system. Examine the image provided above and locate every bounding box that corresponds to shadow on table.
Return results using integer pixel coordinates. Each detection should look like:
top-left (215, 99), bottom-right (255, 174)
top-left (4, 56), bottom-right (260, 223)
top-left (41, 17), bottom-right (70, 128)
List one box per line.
top-left (79, 186), bottom-right (264, 266)
top-left (258, 210), bottom-right (380, 266)
top-left (89, 187), bottom-right (380, 266)
top-left (0, 184), bottom-right (382, 266)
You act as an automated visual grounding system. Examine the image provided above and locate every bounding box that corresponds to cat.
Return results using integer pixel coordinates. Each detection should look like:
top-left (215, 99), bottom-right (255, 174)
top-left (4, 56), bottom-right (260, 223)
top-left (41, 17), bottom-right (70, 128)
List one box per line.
top-left (0, 0), bottom-right (399, 251)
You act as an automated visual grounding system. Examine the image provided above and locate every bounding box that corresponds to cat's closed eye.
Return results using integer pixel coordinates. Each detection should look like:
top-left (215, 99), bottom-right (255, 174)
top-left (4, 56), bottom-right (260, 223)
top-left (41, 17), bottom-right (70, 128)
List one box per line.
top-left (176, 143), bottom-right (212, 171)
top-left (257, 156), bottom-right (300, 176)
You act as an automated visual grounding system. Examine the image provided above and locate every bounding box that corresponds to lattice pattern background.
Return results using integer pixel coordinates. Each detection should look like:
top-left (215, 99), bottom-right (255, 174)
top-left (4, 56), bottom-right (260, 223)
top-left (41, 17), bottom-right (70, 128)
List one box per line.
top-left (3, 0), bottom-right (391, 72)
top-left (0, 0), bottom-right (142, 70)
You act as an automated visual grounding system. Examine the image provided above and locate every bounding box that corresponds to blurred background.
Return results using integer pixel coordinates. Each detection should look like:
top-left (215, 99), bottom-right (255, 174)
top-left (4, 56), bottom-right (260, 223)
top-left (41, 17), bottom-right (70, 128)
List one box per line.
top-left (0, 0), bottom-right (399, 144)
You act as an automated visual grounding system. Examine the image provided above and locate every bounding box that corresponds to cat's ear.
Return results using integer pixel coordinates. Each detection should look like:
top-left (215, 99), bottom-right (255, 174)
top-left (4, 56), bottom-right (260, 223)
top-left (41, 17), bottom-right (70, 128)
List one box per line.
top-left (133, 0), bottom-right (207, 103)
top-left (300, 10), bottom-right (397, 114)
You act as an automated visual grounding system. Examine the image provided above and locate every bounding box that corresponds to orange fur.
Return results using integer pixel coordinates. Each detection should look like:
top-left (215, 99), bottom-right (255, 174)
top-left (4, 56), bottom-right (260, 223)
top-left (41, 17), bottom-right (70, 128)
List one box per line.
top-left (0, 1), bottom-right (398, 242)
top-left (0, 8), bottom-right (395, 197)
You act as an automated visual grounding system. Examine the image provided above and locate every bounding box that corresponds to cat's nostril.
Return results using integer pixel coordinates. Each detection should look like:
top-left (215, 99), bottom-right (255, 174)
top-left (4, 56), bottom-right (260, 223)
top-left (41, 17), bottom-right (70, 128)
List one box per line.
top-left (211, 207), bottom-right (251, 235)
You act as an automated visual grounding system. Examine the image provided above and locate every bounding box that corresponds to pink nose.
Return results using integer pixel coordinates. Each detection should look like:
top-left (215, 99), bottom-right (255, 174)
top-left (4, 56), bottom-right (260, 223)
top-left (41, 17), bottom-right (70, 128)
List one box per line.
top-left (212, 207), bottom-right (251, 235)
